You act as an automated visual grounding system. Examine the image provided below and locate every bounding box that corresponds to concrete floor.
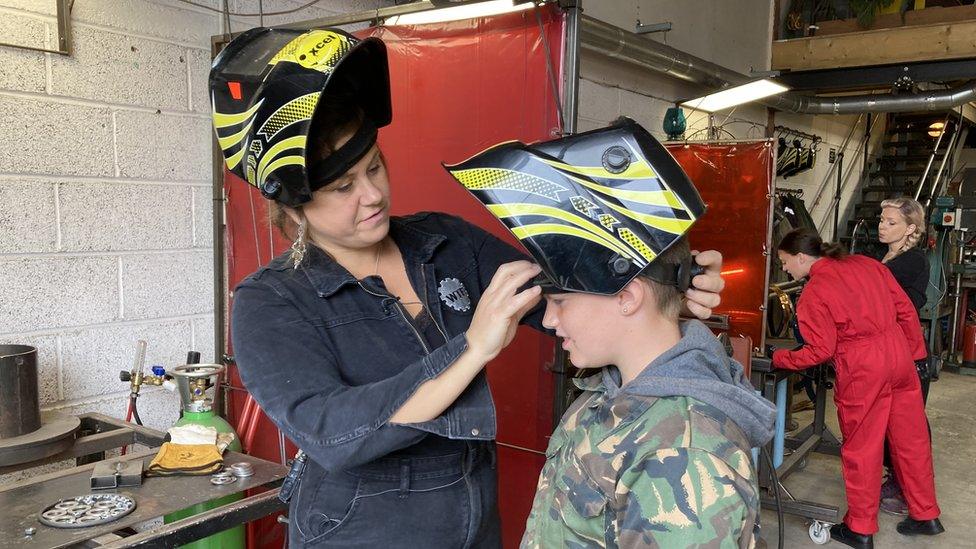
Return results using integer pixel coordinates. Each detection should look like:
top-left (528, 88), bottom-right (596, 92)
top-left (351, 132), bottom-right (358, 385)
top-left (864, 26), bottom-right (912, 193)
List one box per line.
top-left (760, 371), bottom-right (976, 549)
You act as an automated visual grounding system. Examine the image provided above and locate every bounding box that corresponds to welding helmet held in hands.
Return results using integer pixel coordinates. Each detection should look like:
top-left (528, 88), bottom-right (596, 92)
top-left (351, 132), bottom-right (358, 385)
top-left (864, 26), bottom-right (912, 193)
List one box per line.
top-left (444, 118), bottom-right (706, 295)
top-left (210, 27), bottom-right (391, 207)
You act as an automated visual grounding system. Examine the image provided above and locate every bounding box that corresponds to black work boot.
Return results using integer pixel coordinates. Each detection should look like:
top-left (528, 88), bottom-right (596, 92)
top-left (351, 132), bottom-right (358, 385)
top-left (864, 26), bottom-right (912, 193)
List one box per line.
top-left (896, 517), bottom-right (945, 536)
top-left (830, 523), bottom-right (874, 549)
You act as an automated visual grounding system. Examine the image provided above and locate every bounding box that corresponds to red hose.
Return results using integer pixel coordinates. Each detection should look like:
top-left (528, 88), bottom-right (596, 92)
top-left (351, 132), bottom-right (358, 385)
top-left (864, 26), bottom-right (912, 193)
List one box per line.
top-left (121, 398), bottom-right (134, 455)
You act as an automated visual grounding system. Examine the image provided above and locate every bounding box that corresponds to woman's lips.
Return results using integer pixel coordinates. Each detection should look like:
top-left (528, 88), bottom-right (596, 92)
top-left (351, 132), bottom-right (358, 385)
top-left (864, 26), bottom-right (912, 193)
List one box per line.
top-left (360, 208), bottom-right (386, 226)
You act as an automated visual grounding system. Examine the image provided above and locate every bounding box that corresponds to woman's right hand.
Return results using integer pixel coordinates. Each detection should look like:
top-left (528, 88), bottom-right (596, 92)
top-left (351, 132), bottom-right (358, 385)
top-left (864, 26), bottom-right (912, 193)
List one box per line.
top-left (465, 261), bottom-right (543, 362)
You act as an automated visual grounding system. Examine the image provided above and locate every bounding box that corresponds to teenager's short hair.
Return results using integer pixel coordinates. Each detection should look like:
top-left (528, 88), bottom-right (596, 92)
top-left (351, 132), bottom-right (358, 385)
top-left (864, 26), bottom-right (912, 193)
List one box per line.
top-left (637, 236), bottom-right (690, 321)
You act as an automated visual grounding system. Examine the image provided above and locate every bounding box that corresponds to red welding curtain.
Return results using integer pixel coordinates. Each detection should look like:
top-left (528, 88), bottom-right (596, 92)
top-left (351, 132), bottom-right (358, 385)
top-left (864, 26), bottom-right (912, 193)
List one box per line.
top-left (667, 140), bottom-right (775, 347)
top-left (223, 7), bottom-right (565, 548)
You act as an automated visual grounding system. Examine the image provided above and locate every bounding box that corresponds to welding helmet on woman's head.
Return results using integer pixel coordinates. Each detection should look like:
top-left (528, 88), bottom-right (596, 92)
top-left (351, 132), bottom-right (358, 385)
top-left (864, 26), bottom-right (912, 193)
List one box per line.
top-left (210, 27), bottom-right (391, 207)
top-left (444, 118), bottom-right (705, 295)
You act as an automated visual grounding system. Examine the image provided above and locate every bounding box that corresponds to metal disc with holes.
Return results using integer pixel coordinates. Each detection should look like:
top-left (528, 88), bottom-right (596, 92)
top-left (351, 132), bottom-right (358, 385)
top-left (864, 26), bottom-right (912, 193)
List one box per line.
top-left (38, 494), bottom-right (136, 529)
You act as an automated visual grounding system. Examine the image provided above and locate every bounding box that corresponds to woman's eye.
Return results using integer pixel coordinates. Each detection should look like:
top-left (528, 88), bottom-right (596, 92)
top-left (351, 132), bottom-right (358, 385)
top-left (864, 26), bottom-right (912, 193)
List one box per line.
top-left (335, 183), bottom-right (353, 193)
top-left (368, 164), bottom-right (381, 174)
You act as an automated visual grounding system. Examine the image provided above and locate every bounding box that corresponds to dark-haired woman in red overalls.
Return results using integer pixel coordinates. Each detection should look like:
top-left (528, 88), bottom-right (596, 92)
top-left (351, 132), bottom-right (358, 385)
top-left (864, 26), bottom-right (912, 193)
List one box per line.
top-left (772, 228), bottom-right (943, 549)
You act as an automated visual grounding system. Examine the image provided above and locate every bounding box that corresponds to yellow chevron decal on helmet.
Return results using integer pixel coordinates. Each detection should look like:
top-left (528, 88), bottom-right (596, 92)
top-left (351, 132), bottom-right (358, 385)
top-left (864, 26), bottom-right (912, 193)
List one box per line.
top-left (210, 26), bottom-right (391, 206)
top-left (569, 196), bottom-right (600, 220)
top-left (485, 203), bottom-right (641, 264)
top-left (595, 194), bottom-right (694, 235)
top-left (541, 156), bottom-right (657, 180)
top-left (225, 147), bottom-right (246, 171)
top-left (212, 99), bottom-right (264, 129)
top-left (617, 227), bottom-right (657, 262)
top-left (444, 117), bottom-right (705, 295)
top-left (451, 168), bottom-right (567, 202)
top-left (257, 135), bottom-right (307, 185)
top-left (567, 172), bottom-right (688, 210)
top-left (217, 121), bottom-right (254, 151)
top-left (256, 93), bottom-right (319, 140)
top-left (511, 224), bottom-right (646, 267)
top-left (258, 155), bottom-right (305, 188)
top-left (599, 214), bottom-right (620, 230)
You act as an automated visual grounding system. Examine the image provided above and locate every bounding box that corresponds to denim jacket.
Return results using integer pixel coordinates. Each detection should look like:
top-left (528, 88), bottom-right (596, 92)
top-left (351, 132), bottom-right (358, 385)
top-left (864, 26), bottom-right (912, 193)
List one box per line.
top-left (231, 212), bottom-right (543, 474)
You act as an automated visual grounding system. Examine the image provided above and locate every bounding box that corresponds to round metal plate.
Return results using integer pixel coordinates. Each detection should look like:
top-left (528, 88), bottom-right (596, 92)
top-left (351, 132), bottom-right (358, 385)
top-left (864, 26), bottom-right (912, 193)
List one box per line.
top-left (0, 412), bottom-right (80, 467)
top-left (38, 494), bottom-right (136, 529)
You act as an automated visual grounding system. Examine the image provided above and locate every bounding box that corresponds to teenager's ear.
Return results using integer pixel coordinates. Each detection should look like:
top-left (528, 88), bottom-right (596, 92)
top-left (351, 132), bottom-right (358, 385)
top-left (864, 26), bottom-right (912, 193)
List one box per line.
top-left (618, 278), bottom-right (647, 315)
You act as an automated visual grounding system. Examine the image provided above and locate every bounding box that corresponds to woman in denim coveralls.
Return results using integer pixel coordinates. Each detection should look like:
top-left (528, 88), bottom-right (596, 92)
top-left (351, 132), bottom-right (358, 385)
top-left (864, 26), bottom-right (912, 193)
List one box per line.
top-left (210, 28), bottom-right (726, 548)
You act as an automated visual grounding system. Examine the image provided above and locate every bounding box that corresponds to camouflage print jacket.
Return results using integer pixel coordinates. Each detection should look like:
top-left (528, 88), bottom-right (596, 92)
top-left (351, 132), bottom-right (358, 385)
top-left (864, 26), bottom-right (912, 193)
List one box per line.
top-left (521, 373), bottom-right (760, 549)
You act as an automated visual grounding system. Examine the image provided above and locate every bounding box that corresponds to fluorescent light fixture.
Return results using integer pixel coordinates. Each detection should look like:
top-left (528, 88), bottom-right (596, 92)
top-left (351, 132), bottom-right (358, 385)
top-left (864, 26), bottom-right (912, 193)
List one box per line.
top-left (385, 0), bottom-right (534, 26)
top-left (680, 79), bottom-right (789, 113)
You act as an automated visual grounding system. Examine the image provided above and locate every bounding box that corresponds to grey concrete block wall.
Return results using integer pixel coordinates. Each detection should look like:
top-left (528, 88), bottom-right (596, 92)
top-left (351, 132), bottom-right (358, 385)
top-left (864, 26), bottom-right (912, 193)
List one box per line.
top-left (115, 111), bottom-right (214, 181)
top-left (0, 96), bottom-right (115, 177)
top-left (0, 11), bottom-right (46, 93)
top-left (59, 182), bottom-right (194, 251)
top-left (121, 251), bottom-right (215, 320)
top-left (0, 0), bottom-right (393, 455)
top-left (60, 321), bottom-right (191, 400)
top-left (0, 256), bottom-right (120, 333)
top-left (0, 179), bottom-right (58, 253)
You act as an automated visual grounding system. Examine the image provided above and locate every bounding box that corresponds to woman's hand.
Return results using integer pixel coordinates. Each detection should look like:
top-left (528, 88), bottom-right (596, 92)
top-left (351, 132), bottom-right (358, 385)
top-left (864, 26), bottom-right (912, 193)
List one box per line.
top-left (684, 249), bottom-right (725, 319)
top-left (466, 261), bottom-right (543, 362)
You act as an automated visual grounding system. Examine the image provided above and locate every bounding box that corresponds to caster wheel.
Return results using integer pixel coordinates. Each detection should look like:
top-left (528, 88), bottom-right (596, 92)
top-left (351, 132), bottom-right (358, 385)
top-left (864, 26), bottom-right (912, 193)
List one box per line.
top-left (797, 456), bottom-right (808, 471)
top-left (809, 521), bottom-right (831, 545)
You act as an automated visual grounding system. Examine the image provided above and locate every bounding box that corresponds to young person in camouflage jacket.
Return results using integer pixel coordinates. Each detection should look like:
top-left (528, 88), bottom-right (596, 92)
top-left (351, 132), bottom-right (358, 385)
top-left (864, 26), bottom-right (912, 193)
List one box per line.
top-left (521, 237), bottom-right (776, 548)
top-left (449, 118), bottom-right (775, 548)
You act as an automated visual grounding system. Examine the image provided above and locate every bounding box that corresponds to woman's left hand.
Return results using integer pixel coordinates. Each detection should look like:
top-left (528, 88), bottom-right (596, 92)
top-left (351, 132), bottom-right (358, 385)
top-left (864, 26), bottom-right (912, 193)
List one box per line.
top-left (684, 249), bottom-right (725, 319)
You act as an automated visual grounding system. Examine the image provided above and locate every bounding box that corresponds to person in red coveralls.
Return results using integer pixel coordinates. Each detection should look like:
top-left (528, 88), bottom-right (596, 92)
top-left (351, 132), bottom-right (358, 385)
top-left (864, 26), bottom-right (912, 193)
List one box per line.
top-left (771, 228), bottom-right (943, 549)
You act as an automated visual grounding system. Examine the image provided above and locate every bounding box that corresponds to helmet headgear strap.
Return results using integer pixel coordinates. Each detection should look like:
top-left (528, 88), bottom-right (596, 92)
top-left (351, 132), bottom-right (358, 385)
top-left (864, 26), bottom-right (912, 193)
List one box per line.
top-left (307, 117), bottom-right (379, 192)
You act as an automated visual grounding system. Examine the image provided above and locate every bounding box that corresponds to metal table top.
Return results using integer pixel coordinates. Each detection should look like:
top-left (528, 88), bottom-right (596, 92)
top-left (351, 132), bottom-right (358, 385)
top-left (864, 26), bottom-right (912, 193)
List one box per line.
top-left (0, 450), bottom-right (287, 548)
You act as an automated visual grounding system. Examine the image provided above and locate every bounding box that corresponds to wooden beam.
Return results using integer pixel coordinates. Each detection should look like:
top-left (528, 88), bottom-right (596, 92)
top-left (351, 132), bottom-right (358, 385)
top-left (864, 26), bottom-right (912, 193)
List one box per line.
top-left (773, 19), bottom-right (976, 71)
top-left (815, 4), bottom-right (976, 36)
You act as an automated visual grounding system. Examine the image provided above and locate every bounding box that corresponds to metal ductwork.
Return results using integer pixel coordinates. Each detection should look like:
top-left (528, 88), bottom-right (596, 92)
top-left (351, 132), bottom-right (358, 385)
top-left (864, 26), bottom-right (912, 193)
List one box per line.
top-left (579, 15), bottom-right (976, 115)
top-left (767, 81), bottom-right (976, 114)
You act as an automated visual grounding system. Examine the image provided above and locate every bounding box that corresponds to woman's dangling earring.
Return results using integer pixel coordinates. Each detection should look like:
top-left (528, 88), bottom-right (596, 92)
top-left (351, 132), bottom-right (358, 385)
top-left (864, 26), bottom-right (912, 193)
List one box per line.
top-left (291, 218), bottom-right (307, 269)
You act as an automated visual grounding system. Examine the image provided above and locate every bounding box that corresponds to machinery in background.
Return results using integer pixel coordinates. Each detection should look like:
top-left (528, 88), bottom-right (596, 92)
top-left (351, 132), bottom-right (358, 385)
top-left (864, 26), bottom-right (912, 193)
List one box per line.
top-left (926, 167), bottom-right (976, 375)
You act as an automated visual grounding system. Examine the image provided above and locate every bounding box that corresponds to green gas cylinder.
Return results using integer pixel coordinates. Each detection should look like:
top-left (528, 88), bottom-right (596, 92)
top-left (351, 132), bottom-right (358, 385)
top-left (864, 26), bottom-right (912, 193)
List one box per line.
top-left (164, 364), bottom-right (245, 549)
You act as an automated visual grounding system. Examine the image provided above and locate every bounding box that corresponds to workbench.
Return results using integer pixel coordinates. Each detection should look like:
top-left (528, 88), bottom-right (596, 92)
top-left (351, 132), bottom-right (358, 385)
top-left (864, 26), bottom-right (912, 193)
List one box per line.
top-left (0, 413), bottom-right (287, 547)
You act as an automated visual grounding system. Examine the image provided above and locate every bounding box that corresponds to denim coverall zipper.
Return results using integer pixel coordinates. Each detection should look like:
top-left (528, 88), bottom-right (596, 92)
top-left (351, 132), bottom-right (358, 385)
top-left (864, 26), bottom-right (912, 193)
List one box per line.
top-left (356, 280), bottom-right (431, 355)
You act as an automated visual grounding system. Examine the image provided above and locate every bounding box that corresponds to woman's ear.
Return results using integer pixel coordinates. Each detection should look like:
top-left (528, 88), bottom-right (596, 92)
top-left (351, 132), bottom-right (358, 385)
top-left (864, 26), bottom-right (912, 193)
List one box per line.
top-left (282, 206), bottom-right (302, 226)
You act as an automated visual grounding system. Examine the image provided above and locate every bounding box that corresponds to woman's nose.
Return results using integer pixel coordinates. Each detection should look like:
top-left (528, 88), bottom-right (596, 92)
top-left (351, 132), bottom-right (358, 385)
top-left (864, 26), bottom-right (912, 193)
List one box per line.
top-left (359, 178), bottom-right (383, 204)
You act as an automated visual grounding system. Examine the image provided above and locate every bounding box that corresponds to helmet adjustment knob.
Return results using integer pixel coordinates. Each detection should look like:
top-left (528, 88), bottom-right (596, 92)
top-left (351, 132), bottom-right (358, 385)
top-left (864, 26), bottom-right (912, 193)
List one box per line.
top-left (611, 257), bottom-right (632, 275)
top-left (261, 180), bottom-right (281, 200)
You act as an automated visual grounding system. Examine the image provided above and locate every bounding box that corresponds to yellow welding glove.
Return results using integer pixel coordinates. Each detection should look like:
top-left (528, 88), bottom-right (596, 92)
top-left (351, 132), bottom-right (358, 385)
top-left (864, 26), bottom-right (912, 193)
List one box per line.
top-left (146, 443), bottom-right (223, 476)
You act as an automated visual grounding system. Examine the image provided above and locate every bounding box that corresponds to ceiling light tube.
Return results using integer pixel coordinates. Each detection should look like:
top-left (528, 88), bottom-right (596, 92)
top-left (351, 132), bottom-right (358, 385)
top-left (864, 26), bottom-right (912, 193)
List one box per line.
top-left (680, 79), bottom-right (789, 113)
top-left (385, 0), bottom-right (535, 26)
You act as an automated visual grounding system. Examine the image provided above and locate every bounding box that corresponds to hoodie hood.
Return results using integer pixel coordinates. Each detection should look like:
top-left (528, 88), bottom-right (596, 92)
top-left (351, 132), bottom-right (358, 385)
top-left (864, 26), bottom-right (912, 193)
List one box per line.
top-left (598, 320), bottom-right (775, 448)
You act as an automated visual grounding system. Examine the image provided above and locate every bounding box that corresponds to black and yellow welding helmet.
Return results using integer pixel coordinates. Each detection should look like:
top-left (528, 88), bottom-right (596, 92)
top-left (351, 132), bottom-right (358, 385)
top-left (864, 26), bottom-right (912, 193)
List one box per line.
top-left (210, 27), bottom-right (391, 207)
top-left (445, 118), bottom-right (705, 295)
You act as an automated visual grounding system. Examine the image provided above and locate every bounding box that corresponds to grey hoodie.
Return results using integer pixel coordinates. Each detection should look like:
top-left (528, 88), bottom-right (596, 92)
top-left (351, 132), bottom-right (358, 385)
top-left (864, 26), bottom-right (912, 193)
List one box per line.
top-left (599, 319), bottom-right (776, 448)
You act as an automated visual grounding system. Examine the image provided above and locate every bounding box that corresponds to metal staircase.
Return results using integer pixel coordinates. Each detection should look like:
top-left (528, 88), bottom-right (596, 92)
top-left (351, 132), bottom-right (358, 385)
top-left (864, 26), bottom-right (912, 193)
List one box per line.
top-left (843, 111), bottom-right (969, 255)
